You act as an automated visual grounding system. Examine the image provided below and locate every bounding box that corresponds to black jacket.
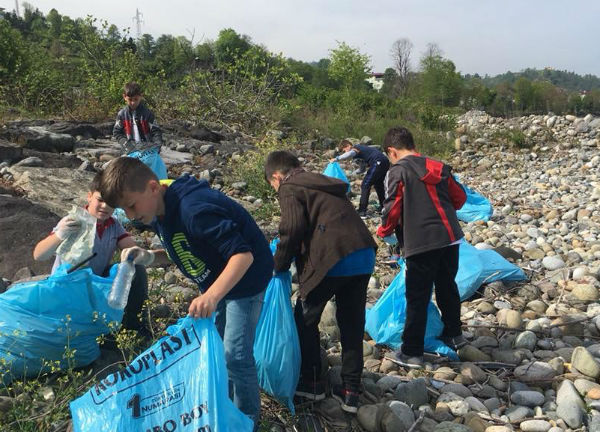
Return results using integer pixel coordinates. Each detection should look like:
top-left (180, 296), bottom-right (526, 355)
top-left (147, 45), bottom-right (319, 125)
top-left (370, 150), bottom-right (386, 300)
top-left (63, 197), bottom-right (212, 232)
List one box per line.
top-left (274, 169), bottom-right (377, 298)
top-left (113, 102), bottom-right (163, 154)
top-left (377, 154), bottom-right (466, 257)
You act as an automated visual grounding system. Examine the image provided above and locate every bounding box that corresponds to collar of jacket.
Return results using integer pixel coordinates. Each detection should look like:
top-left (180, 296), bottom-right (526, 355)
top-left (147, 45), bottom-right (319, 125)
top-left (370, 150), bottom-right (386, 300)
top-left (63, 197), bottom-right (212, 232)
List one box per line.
top-left (281, 167), bottom-right (305, 184)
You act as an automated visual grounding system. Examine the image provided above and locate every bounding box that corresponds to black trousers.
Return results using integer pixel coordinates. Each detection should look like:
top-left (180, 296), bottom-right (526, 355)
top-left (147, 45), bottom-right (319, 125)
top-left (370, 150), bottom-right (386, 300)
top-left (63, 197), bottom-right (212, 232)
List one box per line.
top-left (294, 274), bottom-right (369, 391)
top-left (359, 159), bottom-right (389, 213)
top-left (402, 245), bottom-right (462, 356)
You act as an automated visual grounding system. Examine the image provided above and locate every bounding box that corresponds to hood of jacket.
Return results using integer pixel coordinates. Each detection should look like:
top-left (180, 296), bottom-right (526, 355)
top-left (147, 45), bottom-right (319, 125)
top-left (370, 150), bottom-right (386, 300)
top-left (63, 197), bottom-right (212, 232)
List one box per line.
top-left (397, 154), bottom-right (444, 185)
top-left (280, 169), bottom-right (349, 198)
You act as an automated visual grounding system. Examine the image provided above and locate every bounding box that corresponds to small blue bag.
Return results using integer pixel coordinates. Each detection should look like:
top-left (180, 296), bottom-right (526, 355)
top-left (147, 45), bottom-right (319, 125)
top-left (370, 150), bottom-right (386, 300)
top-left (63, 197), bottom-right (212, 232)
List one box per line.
top-left (129, 147), bottom-right (168, 180)
top-left (365, 241), bottom-right (526, 357)
top-left (70, 316), bottom-right (253, 432)
top-left (323, 162), bottom-right (350, 192)
top-left (253, 271), bottom-right (300, 412)
top-left (0, 265), bottom-right (123, 384)
top-left (455, 176), bottom-right (493, 222)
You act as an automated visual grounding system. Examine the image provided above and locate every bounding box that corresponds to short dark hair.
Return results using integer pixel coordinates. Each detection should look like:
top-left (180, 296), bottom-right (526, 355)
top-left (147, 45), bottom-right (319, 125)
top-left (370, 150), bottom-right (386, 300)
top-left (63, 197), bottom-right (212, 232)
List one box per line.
top-left (98, 157), bottom-right (157, 208)
top-left (264, 150), bottom-right (301, 183)
top-left (383, 126), bottom-right (415, 152)
top-left (124, 81), bottom-right (143, 97)
top-left (89, 171), bottom-right (103, 193)
top-left (338, 139), bottom-right (353, 151)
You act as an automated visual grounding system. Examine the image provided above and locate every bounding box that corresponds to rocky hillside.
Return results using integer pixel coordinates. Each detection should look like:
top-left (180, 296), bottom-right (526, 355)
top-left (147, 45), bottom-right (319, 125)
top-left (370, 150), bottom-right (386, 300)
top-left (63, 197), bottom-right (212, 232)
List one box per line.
top-left (0, 111), bottom-right (600, 432)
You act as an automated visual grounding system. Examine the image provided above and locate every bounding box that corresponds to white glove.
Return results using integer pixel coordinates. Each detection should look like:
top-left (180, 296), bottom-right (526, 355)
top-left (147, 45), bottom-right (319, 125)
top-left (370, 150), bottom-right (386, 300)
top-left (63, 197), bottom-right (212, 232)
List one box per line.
top-left (55, 216), bottom-right (81, 240)
top-left (382, 234), bottom-right (398, 246)
top-left (121, 246), bottom-right (155, 266)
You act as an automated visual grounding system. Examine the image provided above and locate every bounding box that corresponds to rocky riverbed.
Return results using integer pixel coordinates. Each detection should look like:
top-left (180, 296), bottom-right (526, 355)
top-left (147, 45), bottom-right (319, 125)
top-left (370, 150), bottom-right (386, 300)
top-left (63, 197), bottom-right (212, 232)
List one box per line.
top-left (0, 110), bottom-right (600, 432)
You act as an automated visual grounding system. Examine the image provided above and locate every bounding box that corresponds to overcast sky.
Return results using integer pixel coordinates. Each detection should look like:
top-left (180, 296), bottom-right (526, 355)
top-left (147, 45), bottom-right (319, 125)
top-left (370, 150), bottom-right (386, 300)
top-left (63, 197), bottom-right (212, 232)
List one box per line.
top-left (4, 0), bottom-right (599, 77)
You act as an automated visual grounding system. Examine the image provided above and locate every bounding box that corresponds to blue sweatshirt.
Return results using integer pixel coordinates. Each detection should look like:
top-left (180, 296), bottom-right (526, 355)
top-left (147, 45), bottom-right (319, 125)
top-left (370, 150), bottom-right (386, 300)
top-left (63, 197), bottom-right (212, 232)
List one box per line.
top-left (152, 176), bottom-right (274, 299)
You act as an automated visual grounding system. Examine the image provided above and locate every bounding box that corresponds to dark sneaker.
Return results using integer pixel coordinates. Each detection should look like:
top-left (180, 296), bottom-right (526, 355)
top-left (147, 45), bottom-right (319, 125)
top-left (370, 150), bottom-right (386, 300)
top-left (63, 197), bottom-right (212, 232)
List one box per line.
top-left (295, 379), bottom-right (326, 401)
top-left (440, 334), bottom-right (468, 351)
top-left (331, 384), bottom-right (359, 414)
top-left (358, 211), bottom-right (368, 220)
top-left (393, 351), bottom-right (424, 369)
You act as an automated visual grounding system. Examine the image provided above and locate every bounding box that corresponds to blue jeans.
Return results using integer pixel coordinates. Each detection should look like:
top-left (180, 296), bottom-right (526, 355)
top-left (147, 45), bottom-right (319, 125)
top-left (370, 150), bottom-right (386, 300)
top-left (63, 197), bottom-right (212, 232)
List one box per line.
top-left (215, 290), bottom-right (265, 429)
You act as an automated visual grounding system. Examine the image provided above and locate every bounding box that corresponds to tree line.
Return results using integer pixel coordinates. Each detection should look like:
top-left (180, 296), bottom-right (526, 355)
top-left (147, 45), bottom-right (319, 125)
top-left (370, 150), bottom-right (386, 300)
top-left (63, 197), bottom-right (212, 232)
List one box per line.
top-left (1, 6), bottom-right (599, 138)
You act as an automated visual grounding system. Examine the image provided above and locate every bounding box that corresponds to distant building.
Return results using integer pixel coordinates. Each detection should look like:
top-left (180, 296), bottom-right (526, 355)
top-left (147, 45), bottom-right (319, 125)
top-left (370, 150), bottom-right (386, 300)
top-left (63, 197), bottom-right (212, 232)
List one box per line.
top-left (366, 73), bottom-right (384, 91)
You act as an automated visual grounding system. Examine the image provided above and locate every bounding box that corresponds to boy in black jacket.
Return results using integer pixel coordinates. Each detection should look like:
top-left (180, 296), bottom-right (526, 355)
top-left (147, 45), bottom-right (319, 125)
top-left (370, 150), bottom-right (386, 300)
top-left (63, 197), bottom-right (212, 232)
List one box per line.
top-left (376, 126), bottom-right (467, 368)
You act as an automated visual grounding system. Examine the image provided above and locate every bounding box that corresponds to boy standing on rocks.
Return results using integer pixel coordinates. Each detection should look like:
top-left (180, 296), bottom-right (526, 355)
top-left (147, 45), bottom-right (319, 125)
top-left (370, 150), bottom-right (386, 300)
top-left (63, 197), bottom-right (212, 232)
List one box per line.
top-left (331, 139), bottom-right (389, 219)
top-left (97, 156), bottom-right (273, 430)
top-left (265, 150), bottom-right (377, 414)
top-left (113, 81), bottom-right (167, 180)
top-left (33, 172), bottom-right (150, 337)
top-left (376, 126), bottom-right (467, 368)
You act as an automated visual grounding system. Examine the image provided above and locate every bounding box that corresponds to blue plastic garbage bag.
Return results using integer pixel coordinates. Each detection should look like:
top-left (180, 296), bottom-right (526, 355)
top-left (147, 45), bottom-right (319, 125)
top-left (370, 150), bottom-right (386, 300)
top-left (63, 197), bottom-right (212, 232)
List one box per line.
top-left (70, 316), bottom-right (253, 432)
top-left (254, 271), bottom-right (300, 412)
top-left (365, 259), bottom-right (458, 360)
top-left (129, 147), bottom-right (168, 180)
top-left (0, 265), bottom-right (123, 384)
top-left (365, 241), bottom-right (526, 358)
top-left (455, 176), bottom-right (493, 222)
top-left (323, 162), bottom-right (350, 192)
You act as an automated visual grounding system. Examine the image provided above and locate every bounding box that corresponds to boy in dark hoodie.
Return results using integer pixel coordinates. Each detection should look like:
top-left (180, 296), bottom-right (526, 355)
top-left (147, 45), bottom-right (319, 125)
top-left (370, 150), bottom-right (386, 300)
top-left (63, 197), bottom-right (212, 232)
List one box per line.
top-left (265, 150), bottom-right (377, 414)
top-left (376, 126), bottom-right (467, 369)
top-left (97, 157), bottom-right (273, 430)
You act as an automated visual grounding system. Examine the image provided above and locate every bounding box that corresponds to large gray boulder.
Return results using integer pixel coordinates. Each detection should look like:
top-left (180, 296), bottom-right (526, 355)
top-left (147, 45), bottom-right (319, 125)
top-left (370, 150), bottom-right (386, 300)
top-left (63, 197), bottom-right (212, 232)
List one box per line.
top-left (9, 167), bottom-right (94, 216)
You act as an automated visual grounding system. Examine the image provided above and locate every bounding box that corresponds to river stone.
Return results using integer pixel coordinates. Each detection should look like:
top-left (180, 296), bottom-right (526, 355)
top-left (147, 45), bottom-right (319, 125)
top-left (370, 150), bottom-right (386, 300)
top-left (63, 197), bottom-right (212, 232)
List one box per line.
top-left (459, 345), bottom-right (492, 362)
top-left (556, 379), bottom-right (585, 409)
top-left (556, 400), bottom-right (584, 428)
top-left (519, 420), bottom-right (551, 432)
top-left (514, 331), bottom-right (537, 350)
top-left (511, 390), bottom-right (545, 407)
top-left (572, 346), bottom-right (600, 378)
top-left (505, 405), bottom-right (534, 422)
top-left (572, 283), bottom-right (599, 301)
top-left (514, 361), bottom-right (557, 382)
top-left (376, 375), bottom-right (403, 392)
top-left (465, 396), bottom-right (489, 413)
top-left (440, 383), bottom-right (473, 398)
top-left (434, 422), bottom-right (472, 432)
top-left (460, 363), bottom-right (487, 383)
top-left (384, 400), bottom-right (414, 431)
top-left (394, 378), bottom-right (428, 407)
top-left (574, 378), bottom-right (600, 396)
top-left (357, 404), bottom-right (378, 432)
top-left (542, 256), bottom-right (566, 270)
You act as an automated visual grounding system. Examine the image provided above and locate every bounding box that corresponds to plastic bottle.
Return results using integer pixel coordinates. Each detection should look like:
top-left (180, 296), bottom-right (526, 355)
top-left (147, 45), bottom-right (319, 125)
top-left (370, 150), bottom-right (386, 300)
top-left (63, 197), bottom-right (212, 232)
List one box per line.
top-left (108, 255), bottom-right (136, 309)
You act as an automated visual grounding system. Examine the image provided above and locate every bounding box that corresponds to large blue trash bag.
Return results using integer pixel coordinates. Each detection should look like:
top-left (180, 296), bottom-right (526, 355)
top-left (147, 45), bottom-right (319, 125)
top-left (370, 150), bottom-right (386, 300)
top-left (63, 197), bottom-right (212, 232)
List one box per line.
top-left (253, 271), bottom-right (300, 413)
top-left (323, 162), bottom-right (350, 192)
top-left (365, 241), bottom-right (526, 358)
top-left (129, 147), bottom-right (168, 180)
top-left (455, 176), bottom-right (493, 222)
top-left (0, 265), bottom-right (123, 384)
top-left (70, 316), bottom-right (253, 432)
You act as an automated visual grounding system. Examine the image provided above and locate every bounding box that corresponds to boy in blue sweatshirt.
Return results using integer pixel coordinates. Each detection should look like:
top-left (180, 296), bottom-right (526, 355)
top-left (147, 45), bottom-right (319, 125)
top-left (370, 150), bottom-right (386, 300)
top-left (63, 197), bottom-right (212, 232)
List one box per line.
top-left (331, 139), bottom-right (390, 219)
top-left (97, 157), bottom-right (273, 429)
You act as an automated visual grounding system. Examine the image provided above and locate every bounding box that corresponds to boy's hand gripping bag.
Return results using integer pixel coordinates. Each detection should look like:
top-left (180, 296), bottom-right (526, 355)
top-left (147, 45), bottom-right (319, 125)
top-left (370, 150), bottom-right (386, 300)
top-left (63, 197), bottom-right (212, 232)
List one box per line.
top-left (323, 162), bottom-right (351, 192)
top-left (70, 316), bottom-right (253, 432)
top-left (253, 271), bottom-right (300, 413)
top-left (0, 265), bottom-right (123, 384)
top-left (128, 147), bottom-right (168, 180)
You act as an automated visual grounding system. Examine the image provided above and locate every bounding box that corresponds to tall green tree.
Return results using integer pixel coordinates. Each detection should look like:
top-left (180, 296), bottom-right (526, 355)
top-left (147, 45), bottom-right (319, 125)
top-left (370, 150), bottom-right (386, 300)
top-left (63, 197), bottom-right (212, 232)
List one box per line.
top-left (419, 54), bottom-right (462, 106)
top-left (327, 41), bottom-right (371, 90)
